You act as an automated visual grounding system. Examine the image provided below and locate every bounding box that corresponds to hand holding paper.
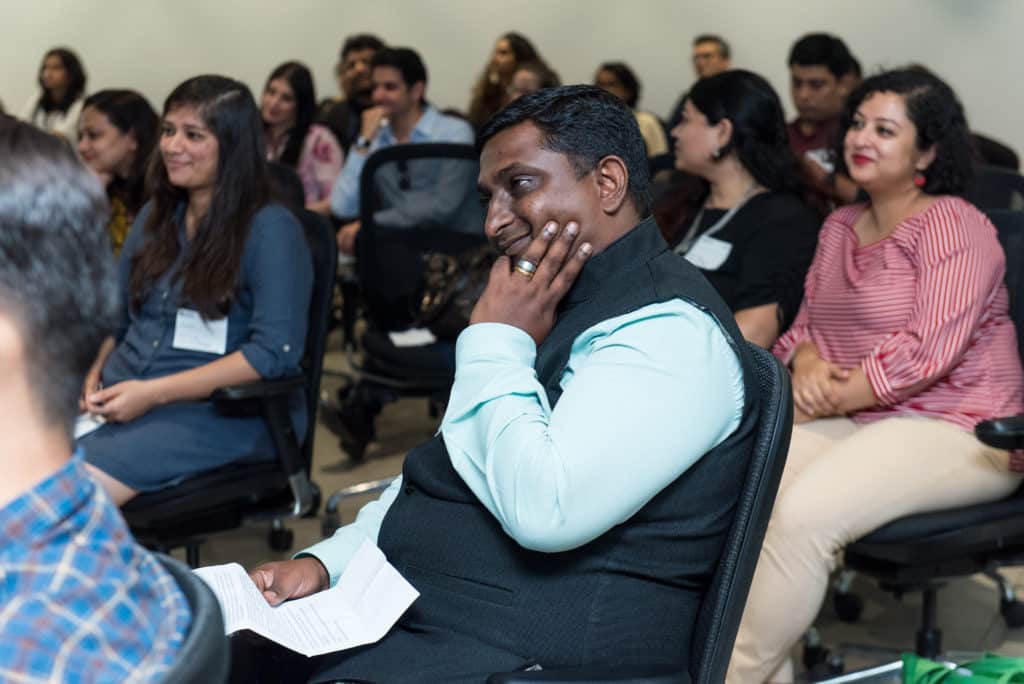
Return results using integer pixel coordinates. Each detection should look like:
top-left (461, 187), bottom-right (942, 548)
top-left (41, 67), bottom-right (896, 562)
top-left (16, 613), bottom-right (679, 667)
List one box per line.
top-left (194, 541), bottom-right (418, 657)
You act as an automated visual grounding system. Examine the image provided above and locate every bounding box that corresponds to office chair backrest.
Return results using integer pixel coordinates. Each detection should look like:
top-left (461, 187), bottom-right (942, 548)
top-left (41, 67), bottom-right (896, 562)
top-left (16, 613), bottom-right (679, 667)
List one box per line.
top-left (293, 208), bottom-right (339, 464)
top-left (156, 553), bottom-right (230, 683)
top-left (968, 166), bottom-right (1024, 211)
top-left (986, 210), bottom-right (1024, 360)
top-left (688, 343), bottom-right (793, 684)
top-left (356, 143), bottom-right (486, 330)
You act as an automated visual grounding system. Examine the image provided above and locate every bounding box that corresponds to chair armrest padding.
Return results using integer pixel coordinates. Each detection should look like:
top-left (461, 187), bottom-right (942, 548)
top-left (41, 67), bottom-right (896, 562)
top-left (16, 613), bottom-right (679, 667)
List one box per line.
top-left (211, 375), bottom-right (305, 401)
top-left (975, 415), bottom-right (1024, 450)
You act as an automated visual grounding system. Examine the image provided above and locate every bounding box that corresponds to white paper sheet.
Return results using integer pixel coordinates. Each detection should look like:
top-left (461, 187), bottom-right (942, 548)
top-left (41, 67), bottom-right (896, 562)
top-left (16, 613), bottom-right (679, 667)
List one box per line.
top-left (193, 540), bottom-right (418, 657)
top-left (74, 413), bottom-right (105, 439)
top-left (387, 328), bottom-right (438, 347)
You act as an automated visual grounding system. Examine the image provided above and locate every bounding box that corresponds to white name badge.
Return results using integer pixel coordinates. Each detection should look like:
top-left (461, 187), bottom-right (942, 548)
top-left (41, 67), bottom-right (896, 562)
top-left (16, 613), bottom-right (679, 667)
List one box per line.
top-left (172, 308), bottom-right (228, 355)
top-left (684, 235), bottom-right (733, 271)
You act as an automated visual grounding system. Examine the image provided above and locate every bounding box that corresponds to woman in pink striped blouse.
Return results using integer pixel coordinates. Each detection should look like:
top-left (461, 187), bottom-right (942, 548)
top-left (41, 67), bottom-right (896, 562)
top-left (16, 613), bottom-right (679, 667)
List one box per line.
top-left (728, 69), bottom-right (1024, 683)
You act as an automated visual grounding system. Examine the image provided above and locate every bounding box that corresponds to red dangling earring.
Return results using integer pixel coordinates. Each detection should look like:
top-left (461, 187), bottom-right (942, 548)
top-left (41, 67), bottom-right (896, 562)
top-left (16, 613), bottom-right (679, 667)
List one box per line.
top-left (913, 171), bottom-right (926, 188)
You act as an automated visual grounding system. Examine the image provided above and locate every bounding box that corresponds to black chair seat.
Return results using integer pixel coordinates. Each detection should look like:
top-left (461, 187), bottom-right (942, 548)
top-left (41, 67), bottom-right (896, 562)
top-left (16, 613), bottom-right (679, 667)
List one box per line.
top-left (360, 328), bottom-right (455, 388)
top-left (848, 488), bottom-right (1024, 566)
top-left (125, 460), bottom-right (287, 526)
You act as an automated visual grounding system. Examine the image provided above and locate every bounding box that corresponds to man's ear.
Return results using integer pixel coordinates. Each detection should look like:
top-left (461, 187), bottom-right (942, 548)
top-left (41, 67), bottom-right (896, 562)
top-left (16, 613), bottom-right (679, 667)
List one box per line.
top-left (715, 118), bottom-right (734, 153)
top-left (410, 81), bottom-right (426, 104)
top-left (594, 155), bottom-right (630, 215)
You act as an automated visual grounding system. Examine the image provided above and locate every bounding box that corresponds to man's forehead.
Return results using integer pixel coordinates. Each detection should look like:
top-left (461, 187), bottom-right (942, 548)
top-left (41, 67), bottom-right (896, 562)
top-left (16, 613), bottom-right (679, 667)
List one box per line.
top-left (479, 122), bottom-right (548, 180)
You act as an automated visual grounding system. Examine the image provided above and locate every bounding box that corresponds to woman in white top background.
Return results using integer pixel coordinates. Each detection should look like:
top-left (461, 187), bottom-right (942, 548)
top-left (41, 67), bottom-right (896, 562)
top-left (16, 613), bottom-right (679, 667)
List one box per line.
top-left (20, 47), bottom-right (87, 142)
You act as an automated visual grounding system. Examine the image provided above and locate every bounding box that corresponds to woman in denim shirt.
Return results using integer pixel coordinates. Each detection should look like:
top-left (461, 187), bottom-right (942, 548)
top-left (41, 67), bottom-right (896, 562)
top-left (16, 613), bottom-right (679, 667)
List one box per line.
top-left (78, 75), bottom-right (312, 505)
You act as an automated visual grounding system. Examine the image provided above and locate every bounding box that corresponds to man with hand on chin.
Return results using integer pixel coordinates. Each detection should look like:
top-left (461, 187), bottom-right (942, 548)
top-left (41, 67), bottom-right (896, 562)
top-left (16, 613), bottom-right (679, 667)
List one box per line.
top-left (247, 85), bottom-right (757, 683)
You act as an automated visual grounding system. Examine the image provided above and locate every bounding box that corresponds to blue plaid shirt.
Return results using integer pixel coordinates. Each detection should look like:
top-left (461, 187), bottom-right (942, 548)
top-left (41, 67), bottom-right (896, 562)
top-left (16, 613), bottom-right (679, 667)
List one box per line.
top-left (0, 452), bottom-right (191, 682)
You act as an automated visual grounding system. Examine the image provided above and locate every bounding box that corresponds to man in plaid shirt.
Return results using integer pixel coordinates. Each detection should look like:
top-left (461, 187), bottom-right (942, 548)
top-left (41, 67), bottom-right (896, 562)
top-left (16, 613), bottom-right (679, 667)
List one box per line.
top-left (0, 120), bottom-right (192, 682)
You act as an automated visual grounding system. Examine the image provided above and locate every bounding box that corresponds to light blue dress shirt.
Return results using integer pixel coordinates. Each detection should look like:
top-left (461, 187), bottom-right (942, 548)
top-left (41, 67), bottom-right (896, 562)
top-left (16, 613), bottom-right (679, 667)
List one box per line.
top-left (329, 105), bottom-right (476, 225)
top-left (302, 299), bottom-right (744, 584)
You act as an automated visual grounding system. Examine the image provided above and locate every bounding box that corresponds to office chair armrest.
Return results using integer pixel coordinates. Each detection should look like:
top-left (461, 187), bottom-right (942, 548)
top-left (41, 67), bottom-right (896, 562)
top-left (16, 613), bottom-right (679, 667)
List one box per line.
top-left (487, 664), bottom-right (689, 684)
top-left (976, 414), bottom-right (1024, 450)
top-left (211, 374), bottom-right (305, 401)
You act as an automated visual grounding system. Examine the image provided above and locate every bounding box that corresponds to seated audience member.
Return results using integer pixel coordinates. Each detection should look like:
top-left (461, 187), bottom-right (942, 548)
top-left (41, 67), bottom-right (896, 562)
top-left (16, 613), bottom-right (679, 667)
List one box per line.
top-left (245, 86), bottom-right (755, 682)
top-left (317, 33), bottom-right (385, 154)
top-left (728, 68), bottom-right (1024, 683)
top-left (77, 89), bottom-right (159, 254)
top-left (0, 119), bottom-right (191, 682)
top-left (77, 75), bottom-right (312, 505)
top-left (669, 70), bottom-right (821, 348)
top-left (330, 47), bottom-right (478, 255)
top-left (666, 33), bottom-right (732, 131)
top-left (596, 61), bottom-right (669, 156)
top-left (506, 59), bottom-right (561, 102)
top-left (466, 31), bottom-right (542, 129)
top-left (262, 61), bottom-right (344, 213)
top-left (19, 47), bottom-right (87, 141)
top-left (787, 32), bottom-right (860, 205)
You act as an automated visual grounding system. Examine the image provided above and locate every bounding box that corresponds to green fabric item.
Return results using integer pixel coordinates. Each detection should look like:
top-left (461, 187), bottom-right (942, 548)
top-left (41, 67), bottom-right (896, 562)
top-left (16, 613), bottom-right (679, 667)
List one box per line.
top-left (903, 653), bottom-right (1024, 683)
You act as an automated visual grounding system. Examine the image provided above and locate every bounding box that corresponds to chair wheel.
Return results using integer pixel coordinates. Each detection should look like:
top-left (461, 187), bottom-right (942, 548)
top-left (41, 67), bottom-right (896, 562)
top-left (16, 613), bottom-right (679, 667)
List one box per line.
top-left (834, 591), bottom-right (864, 622)
top-left (803, 643), bottom-right (828, 671)
top-left (1002, 599), bottom-right (1024, 628)
top-left (806, 654), bottom-right (845, 681)
top-left (268, 526), bottom-right (294, 552)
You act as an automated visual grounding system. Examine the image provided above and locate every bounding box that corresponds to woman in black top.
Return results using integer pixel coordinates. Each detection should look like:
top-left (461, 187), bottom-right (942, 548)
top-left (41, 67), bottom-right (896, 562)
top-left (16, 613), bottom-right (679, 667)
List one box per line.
top-left (667, 69), bottom-right (822, 348)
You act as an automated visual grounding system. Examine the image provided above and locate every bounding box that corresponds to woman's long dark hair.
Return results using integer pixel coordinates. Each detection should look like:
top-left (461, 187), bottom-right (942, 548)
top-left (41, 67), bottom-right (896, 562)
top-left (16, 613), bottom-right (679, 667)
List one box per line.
top-left (37, 47), bottom-right (87, 114)
top-left (131, 75), bottom-right (271, 319)
top-left (82, 89), bottom-right (159, 214)
top-left (657, 70), bottom-right (813, 241)
top-left (263, 61), bottom-right (317, 167)
top-left (468, 32), bottom-right (540, 127)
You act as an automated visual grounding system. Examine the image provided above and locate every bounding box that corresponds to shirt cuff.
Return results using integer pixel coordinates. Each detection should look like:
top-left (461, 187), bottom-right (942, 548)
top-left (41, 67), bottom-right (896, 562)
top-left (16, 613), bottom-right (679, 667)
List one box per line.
top-left (456, 322), bottom-right (537, 369)
top-left (294, 525), bottom-right (372, 587)
top-left (860, 354), bottom-right (897, 406)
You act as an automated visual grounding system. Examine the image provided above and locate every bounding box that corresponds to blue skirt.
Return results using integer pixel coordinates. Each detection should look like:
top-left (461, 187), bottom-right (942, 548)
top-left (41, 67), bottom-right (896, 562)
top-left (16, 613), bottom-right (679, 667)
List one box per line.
top-left (78, 401), bottom-right (276, 491)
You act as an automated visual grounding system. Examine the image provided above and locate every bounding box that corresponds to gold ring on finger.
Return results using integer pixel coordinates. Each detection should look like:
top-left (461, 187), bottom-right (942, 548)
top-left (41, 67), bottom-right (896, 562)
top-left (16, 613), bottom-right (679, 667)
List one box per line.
top-left (513, 259), bottom-right (537, 279)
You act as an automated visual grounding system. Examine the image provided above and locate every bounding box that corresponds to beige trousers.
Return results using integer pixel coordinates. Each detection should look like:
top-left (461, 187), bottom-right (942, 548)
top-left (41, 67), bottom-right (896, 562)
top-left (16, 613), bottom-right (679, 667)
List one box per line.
top-left (726, 416), bottom-right (1022, 684)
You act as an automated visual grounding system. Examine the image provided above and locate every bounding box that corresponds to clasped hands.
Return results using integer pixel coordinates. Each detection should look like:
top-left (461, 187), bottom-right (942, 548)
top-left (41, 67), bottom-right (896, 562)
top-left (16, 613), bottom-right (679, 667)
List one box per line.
top-left (470, 219), bottom-right (593, 346)
top-left (790, 344), bottom-right (869, 423)
top-left (80, 370), bottom-right (159, 423)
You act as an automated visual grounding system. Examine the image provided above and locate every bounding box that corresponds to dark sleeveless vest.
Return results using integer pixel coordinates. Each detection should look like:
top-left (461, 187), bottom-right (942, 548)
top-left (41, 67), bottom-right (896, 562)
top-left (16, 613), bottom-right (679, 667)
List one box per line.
top-left (322, 218), bottom-right (759, 683)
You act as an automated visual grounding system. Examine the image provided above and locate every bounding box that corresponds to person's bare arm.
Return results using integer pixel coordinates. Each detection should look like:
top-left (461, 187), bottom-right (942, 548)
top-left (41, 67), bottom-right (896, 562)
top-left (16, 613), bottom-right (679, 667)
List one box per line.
top-left (734, 303), bottom-right (781, 349)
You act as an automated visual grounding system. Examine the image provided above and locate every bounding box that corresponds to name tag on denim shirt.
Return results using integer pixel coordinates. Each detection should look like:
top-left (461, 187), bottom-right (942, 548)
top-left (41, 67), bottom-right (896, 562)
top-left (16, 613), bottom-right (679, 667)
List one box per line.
top-left (684, 235), bottom-right (733, 271)
top-left (172, 308), bottom-right (228, 355)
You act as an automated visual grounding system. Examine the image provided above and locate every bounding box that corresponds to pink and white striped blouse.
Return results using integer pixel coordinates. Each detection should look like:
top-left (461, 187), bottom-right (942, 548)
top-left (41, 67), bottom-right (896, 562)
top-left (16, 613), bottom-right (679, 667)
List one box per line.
top-left (774, 196), bottom-right (1024, 463)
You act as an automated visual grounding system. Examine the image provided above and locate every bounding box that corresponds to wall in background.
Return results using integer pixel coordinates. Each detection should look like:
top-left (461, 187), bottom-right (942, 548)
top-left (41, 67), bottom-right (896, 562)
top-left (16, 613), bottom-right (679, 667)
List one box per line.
top-left (2, 0), bottom-right (1020, 155)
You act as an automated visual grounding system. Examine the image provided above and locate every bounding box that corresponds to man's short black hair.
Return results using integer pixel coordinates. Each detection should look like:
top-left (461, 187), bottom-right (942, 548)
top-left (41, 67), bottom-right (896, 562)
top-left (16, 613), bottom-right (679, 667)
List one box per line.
top-left (0, 121), bottom-right (118, 435)
top-left (340, 33), bottom-right (384, 60)
top-left (371, 47), bottom-right (428, 88)
top-left (693, 34), bottom-right (731, 60)
top-left (478, 85), bottom-right (652, 216)
top-left (788, 33), bottom-right (856, 79)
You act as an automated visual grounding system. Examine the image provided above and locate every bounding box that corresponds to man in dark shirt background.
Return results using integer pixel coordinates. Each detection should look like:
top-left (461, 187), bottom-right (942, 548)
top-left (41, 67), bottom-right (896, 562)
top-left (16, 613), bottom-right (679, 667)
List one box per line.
top-left (787, 32), bottom-right (861, 205)
top-left (317, 33), bottom-right (385, 155)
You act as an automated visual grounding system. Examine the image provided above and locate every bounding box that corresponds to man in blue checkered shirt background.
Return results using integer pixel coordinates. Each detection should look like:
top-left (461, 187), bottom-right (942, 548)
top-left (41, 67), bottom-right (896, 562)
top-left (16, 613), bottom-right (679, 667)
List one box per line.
top-left (0, 118), bottom-right (192, 682)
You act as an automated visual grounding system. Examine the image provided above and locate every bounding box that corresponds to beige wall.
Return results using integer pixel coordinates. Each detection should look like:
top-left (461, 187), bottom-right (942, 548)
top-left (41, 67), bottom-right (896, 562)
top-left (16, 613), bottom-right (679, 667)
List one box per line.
top-left (3, 0), bottom-right (1021, 155)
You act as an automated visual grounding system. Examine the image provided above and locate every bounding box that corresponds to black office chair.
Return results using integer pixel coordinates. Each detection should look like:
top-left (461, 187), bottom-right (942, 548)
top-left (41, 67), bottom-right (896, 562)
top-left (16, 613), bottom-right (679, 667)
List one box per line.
top-left (449, 344), bottom-right (790, 684)
top-left (966, 165), bottom-right (1024, 211)
top-left (324, 143), bottom-right (486, 461)
top-left (810, 209), bottom-right (1024, 670)
top-left (157, 553), bottom-right (230, 683)
top-left (123, 207), bottom-right (338, 567)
